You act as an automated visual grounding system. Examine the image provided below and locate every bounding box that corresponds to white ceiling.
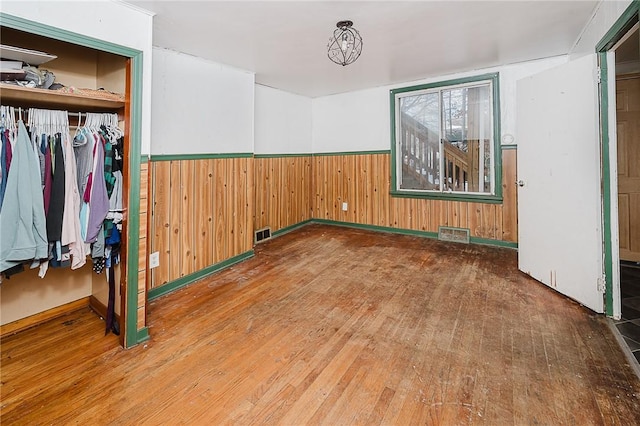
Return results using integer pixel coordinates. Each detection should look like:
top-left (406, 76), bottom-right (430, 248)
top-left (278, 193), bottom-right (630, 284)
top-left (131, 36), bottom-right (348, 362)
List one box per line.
top-left (127, 0), bottom-right (600, 98)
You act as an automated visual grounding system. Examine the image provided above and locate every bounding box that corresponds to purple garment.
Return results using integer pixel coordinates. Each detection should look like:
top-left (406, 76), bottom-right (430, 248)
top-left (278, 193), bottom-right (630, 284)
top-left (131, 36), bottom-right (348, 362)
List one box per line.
top-left (5, 129), bottom-right (12, 169)
top-left (0, 128), bottom-right (10, 211)
top-left (85, 136), bottom-right (109, 243)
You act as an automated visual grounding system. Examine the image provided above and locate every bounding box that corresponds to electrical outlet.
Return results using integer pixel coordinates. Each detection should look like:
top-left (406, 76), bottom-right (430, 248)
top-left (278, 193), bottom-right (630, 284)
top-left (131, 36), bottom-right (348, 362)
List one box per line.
top-left (149, 252), bottom-right (160, 269)
top-left (342, 202), bottom-right (348, 211)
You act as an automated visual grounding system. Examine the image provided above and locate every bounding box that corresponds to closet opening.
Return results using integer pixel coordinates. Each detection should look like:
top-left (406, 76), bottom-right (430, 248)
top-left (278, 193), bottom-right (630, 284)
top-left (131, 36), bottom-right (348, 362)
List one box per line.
top-left (0, 25), bottom-right (132, 348)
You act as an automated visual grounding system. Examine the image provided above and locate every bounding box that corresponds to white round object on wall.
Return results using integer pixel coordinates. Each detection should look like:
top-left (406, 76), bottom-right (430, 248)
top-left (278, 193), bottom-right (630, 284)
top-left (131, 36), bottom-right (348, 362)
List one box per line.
top-left (502, 133), bottom-right (515, 144)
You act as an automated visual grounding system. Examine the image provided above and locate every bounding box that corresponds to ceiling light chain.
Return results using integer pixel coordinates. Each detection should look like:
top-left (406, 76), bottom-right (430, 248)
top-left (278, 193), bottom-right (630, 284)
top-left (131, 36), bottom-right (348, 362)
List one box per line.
top-left (327, 20), bottom-right (363, 66)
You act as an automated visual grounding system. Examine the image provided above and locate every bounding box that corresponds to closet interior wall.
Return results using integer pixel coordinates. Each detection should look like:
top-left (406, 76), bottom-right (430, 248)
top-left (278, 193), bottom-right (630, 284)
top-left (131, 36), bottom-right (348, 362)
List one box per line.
top-left (0, 27), bottom-right (129, 335)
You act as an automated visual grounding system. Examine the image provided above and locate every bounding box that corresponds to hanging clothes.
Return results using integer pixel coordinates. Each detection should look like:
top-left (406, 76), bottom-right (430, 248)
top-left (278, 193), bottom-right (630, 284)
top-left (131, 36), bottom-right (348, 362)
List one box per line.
top-left (85, 133), bottom-right (109, 243)
top-left (42, 135), bottom-right (53, 214)
top-left (73, 127), bottom-right (94, 199)
top-left (0, 126), bottom-right (13, 210)
top-left (61, 135), bottom-right (86, 270)
top-left (0, 120), bottom-right (48, 273)
top-left (46, 134), bottom-right (65, 242)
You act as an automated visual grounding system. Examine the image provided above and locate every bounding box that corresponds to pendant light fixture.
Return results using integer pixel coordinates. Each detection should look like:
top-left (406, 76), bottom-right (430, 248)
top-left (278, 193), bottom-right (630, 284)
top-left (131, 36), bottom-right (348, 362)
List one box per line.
top-left (327, 20), bottom-right (363, 66)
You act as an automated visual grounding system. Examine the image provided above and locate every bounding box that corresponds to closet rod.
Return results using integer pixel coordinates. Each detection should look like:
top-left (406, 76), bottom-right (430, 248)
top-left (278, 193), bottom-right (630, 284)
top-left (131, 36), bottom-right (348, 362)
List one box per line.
top-left (18, 110), bottom-right (87, 118)
top-left (6, 108), bottom-right (118, 118)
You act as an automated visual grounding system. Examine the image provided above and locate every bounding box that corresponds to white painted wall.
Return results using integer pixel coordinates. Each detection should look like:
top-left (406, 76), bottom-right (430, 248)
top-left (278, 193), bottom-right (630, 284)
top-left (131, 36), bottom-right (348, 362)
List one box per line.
top-left (2, 0), bottom-right (154, 154)
top-left (254, 85), bottom-right (312, 155)
top-left (570, 0), bottom-right (634, 58)
top-left (151, 47), bottom-right (254, 155)
top-left (312, 56), bottom-right (567, 153)
top-left (312, 87), bottom-right (389, 153)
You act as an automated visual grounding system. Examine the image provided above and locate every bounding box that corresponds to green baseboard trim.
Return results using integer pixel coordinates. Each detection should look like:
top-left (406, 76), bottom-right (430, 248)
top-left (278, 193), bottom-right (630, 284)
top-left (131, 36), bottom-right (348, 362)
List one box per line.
top-left (311, 219), bottom-right (439, 238)
top-left (469, 236), bottom-right (518, 249)
top-left (272, 220), bottom-right (314, 237)
top-left (148, 250), bottom-right (255, 301)
top-left (136, 327), bottom-right (150, 344)
top-left (310, 219), bottom-right (517, 249)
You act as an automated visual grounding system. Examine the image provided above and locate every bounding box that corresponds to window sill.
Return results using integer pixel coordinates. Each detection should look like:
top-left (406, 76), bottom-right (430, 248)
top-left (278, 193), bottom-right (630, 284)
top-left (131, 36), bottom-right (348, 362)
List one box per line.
top-left (390, 190), bottom-right (503, 204)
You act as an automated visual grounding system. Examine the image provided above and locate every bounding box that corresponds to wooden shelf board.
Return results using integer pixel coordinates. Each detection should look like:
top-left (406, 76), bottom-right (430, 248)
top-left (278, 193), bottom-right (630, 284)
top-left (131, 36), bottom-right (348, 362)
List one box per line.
top-left (0, 84), bottom-right (125, 112)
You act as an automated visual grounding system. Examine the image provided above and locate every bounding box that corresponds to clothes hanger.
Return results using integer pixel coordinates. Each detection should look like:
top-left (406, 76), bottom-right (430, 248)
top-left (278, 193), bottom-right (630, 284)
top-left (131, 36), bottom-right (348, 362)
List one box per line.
top-left (74, 112), bottom-right (83, 139)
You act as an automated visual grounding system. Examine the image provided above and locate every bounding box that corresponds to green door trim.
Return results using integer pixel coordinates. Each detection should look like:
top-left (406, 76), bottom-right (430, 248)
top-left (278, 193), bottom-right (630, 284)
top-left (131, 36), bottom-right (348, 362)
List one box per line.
top-left (1, 13), bottom-right (147, 346)
top-left (595, 0), bottom-right (640, 316)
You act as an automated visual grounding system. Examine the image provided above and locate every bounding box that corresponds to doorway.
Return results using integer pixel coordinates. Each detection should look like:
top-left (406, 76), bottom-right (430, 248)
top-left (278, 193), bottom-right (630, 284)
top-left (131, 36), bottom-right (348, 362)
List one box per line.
top-left (613, 23), bottom-right (640, 361)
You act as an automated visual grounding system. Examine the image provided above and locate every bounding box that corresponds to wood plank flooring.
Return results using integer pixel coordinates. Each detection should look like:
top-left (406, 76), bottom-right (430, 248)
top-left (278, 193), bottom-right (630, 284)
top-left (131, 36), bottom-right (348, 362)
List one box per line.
top-left (2, 224), bottom-right (640, 424)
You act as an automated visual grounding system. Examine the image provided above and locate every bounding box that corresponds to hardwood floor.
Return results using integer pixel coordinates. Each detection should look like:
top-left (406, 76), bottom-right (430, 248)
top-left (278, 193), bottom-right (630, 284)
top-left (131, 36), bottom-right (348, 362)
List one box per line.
top-left (2, 224), bottom-right (640, 424)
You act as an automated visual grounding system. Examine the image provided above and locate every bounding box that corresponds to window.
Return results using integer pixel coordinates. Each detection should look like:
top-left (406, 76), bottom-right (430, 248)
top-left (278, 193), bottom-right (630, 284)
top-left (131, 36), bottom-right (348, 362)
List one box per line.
top-left (390, 73), bottom-right (501, 202)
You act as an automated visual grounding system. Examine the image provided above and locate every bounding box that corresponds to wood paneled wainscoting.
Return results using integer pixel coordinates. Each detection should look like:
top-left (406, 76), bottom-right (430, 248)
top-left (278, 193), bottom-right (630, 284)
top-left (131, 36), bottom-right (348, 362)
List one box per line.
top-left (147, 149), bottom-right (516, 300)
top-left (148, 155), bottom-right (254, 296)
top-left (254, 155), bottom-right (313, 235)
top-left (312, 148), bottom-right (518, 245)
top-left (137, 161), bottom-right (150, 331)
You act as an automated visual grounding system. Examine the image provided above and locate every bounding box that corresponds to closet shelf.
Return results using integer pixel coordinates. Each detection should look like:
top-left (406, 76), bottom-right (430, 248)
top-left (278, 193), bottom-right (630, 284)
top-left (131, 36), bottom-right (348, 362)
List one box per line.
top-left (0, 84), bottom-right (125, 112)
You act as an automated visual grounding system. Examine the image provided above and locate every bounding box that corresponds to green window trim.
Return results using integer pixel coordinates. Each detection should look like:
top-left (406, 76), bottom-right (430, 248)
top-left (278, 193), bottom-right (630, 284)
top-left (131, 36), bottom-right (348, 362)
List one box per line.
top-left (389, 190), bottom-right (503, 204)
top-left (390, 73), bottom-right (502, 203)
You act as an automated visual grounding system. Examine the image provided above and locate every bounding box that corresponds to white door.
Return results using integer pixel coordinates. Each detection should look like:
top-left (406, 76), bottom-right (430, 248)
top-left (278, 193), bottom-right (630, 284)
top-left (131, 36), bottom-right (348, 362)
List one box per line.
top-left (516, 54), bottom-right (604, 313)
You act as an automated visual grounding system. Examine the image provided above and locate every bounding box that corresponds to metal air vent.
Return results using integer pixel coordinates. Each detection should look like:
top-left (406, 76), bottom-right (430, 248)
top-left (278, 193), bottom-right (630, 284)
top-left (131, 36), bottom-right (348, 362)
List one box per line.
top-left (437, 226), bottom-right (470, 244)
top-left (254, 227), bottom-right (272, 244)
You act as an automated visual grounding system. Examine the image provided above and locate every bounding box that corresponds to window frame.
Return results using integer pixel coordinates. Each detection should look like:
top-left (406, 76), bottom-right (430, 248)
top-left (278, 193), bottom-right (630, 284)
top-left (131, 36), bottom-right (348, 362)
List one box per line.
top-left (390, 73), bottom-right (502, 203)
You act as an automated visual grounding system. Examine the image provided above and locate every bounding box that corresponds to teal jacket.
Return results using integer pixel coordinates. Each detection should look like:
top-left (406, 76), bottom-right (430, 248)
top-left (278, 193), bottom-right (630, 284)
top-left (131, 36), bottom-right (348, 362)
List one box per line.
top-left (0, 120), bottom-right (48, 273)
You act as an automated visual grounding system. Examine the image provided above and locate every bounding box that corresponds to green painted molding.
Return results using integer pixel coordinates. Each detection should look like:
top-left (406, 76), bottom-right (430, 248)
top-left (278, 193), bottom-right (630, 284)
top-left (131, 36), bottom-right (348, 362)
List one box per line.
top-left (255, 153), bottom-right (313, 159)
top-left (390, 89), bottom-right (398, 198)
top-left (140, 155), bottom-right (150, 163)
top-left (125, 52), bottom-right (144, 348)
top-left (389, 73), bottom-right (502, 203)
top-left (149, 153), bottom-right (253, 161)
top-left (389, 190), bottom-right (503, 204)
top-left (1, 13), bottom-right (145, 348)
top-left (312, 150), bottom-right (391, 157)
top-left (149, 151), bottom-right (392, 161)
top-left (599, 50), bottom-right (614, 316)
top-left (595, 0), bottom-right (639, 52)
top-left (493, 74), bottom-right (503, 200)
top-left (501, 144), bottom-right (518, 150)
top-left (148, 250), bottom-right (255, 301)
top-left (311, 218), bottom-right (517, 249)
top-left (469, 236), bottom-right (518, 249)
top-left (596, 1), bottom-right (638, 316)
top-left (272, 220), bottom-right (314, 237)
top-left (0, 13), bottom-right (140, 58)
top-left (312, 218), bottom-right (438, 238)
top-left (137, 327), bottom-right (150, 344)
top-left (389, 72), bottom-right (500, 95)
